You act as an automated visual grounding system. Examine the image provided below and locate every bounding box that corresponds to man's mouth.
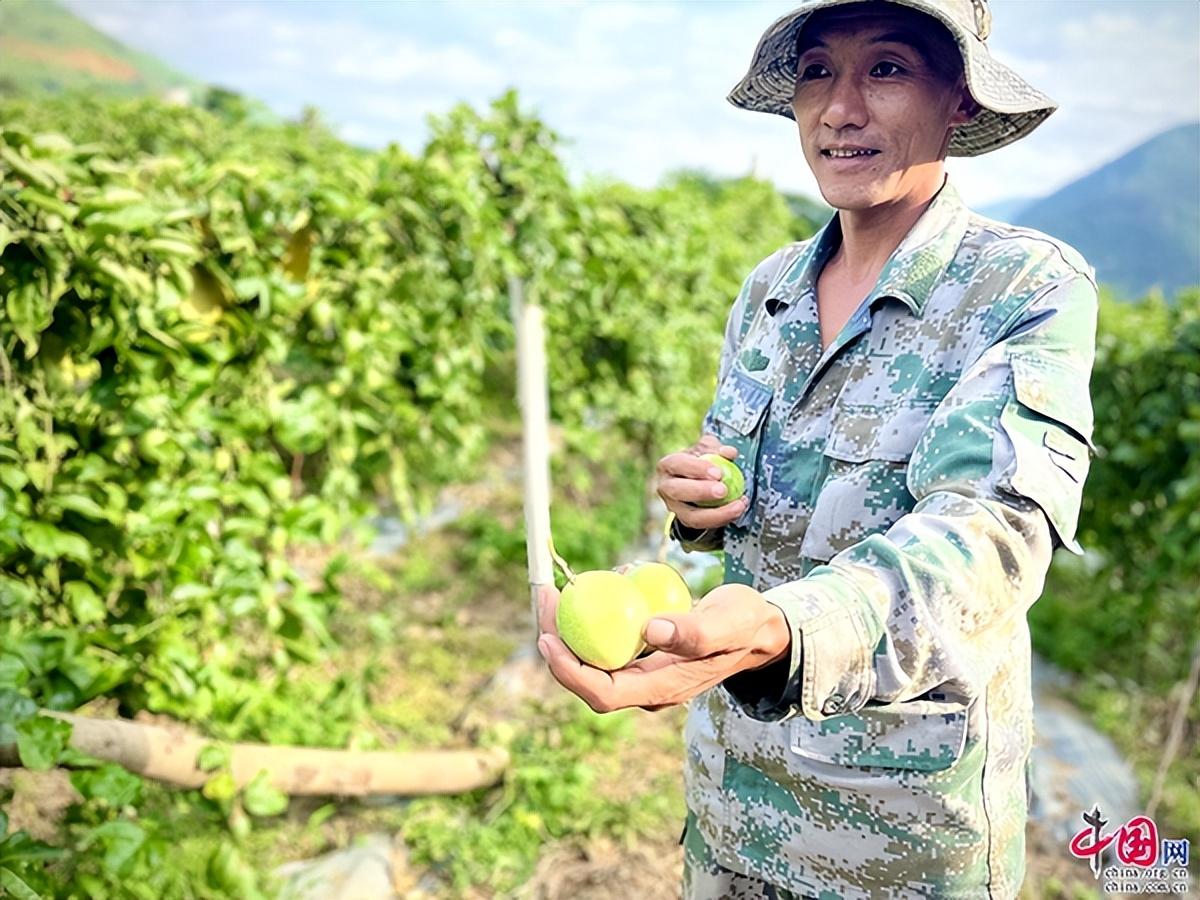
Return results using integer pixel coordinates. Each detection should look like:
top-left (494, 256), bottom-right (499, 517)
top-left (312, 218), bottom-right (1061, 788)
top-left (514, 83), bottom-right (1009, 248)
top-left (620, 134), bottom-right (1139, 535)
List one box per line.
top-left (821, 148), bottom-right (881, 158)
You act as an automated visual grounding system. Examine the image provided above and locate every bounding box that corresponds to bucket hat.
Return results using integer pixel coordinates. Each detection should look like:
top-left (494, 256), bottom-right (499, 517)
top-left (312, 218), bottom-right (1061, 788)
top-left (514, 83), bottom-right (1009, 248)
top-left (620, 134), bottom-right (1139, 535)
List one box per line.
top-left (727, 0), bottom-right (1056, 156)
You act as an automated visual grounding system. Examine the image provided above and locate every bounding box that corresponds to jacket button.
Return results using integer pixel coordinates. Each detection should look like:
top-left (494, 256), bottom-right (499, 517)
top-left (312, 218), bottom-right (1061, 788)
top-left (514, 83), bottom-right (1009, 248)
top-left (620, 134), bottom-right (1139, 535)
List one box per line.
top-left (822, 694), bottom-right (845, 716)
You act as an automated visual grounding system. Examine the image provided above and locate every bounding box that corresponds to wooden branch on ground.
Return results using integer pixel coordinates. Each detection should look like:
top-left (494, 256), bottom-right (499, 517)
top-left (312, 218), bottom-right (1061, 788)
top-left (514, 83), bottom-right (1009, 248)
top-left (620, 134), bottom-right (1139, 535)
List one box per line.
top-left (0, 711), bottom-right (509, 797)
top-left (1147, 638), bottom-right (1200, 819)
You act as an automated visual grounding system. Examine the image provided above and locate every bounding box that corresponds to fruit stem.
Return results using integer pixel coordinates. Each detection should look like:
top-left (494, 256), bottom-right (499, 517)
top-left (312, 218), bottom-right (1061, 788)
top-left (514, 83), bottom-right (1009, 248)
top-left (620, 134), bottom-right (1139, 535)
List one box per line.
top-left (546, 536), bottom-right (577, 584)
top-left (657, 511), bottom-right (675, 564)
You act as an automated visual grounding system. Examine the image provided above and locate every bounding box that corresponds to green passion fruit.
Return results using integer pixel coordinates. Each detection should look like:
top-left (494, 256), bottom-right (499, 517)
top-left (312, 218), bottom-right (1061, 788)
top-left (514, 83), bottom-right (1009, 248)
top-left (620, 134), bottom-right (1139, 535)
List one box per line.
top-left (625, 561), bottom-right (693, 617)
top-left (693, 452), bottom-right (745, 508)
top-left (556, 570), bottom-right (652, 671)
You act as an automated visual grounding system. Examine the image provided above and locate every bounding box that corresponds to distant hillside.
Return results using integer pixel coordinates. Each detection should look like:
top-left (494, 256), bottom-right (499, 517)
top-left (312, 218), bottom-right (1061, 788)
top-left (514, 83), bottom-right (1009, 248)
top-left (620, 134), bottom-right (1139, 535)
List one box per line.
top-left (0, 0), bottom-right (195, 98)
top-left (1013, 122), bottom-right (1200, 300)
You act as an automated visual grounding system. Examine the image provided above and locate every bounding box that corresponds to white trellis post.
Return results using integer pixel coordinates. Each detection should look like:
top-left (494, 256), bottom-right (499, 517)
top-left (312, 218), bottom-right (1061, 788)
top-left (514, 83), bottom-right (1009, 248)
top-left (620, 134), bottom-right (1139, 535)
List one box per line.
top-left (510, 274), bottom-right (553, 639)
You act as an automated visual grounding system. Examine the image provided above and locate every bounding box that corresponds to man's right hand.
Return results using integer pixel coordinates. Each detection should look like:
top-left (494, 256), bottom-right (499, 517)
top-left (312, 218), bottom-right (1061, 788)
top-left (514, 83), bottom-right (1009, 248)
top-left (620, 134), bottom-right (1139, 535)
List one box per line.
top-left (655, 433), bottom-right (748, 530)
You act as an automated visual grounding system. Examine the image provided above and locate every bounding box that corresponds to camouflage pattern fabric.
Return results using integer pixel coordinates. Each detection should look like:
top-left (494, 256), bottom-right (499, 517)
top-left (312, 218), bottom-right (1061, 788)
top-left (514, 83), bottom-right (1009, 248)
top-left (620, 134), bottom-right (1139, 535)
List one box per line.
top-left (672, 174), bottom-right (1098, 899)
top-left (683, 810), bottom-right (817, 899)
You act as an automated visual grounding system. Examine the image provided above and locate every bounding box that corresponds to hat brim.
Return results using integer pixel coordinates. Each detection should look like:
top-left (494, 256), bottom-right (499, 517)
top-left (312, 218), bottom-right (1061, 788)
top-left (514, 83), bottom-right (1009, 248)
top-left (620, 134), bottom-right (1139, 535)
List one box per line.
top-left (726, 0), bottom-right (1057, 157)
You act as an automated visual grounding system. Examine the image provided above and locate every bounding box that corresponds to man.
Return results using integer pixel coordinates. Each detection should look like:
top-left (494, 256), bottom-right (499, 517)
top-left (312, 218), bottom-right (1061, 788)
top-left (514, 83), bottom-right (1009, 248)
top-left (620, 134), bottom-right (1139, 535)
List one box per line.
top-left (537, 0), bottom-right (1098, 896)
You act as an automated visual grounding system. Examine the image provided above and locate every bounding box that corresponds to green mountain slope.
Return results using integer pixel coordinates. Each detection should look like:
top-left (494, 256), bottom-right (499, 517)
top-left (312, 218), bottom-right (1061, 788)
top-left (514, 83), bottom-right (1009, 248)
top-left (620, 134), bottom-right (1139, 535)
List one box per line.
top-left (1014, 122), bottom-right (1200, 300)
top-left (0, 0), bottom-right (195, 98)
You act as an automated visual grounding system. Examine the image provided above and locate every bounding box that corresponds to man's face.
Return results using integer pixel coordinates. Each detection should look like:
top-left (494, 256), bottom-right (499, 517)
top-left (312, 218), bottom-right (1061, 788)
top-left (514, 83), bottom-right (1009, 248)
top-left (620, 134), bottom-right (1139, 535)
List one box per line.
top-left (790, 3), bottom-right (976, 212)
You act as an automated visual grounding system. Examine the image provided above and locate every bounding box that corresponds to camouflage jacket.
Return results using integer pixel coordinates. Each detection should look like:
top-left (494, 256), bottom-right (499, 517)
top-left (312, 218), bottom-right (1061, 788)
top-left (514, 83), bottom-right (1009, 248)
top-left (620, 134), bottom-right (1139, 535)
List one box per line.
top-left (672, 175), bottom-right (1098, 898)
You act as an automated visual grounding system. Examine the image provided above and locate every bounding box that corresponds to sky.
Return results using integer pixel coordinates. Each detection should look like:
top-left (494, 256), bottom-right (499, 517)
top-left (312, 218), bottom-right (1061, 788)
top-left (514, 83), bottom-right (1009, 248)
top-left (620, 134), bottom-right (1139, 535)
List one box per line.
top-left (66, 0), bottom-right (1200, 209)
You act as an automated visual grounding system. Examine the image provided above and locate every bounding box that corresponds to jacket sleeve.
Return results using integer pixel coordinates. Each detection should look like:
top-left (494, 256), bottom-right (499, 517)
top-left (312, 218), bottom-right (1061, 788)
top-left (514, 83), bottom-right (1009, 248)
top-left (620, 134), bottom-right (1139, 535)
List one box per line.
top-left (724, 270), bottom-right (1098, 722)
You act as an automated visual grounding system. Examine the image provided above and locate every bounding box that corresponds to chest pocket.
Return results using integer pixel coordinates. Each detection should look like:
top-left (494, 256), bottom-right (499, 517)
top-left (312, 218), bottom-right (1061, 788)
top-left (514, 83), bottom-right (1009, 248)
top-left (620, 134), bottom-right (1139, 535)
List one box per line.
top-left (824, 398), bottom-right (937, 463)
top-left (800, 397), bottom-right (936, 563)
top-left (708, 367), bottom-right (771, 530)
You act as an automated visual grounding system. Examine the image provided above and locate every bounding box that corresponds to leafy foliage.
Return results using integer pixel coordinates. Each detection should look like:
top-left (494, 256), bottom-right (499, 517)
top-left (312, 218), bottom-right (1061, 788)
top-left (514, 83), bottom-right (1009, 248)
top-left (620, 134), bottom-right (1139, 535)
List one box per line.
top-left (1032, 285), bottom-right (1200, 845)
top-left (1033, 288), bottom-right (1200, 690)
top-left (0, 90), bottom-right (804, 896)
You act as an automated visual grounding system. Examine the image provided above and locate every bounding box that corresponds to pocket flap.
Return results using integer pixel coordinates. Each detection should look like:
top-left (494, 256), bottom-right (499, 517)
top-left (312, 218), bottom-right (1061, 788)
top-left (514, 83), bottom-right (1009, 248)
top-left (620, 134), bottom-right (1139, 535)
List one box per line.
top-left (712, 367), bottom-right (772, 436)
top-left (789, 699), bottom-right (969, 772)
top-left (1010, 354), bottom-right (1095, 451)
top-left (999, 400), bottom-right (1089, 553)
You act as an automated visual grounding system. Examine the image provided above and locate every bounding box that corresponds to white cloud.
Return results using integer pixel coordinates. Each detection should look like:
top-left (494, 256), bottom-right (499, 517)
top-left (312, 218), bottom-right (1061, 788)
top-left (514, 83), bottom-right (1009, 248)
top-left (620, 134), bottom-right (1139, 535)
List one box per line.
top-left (330, 43), bottom-right (501, 87)
top-left (268, 47), bottom-right (304, 69)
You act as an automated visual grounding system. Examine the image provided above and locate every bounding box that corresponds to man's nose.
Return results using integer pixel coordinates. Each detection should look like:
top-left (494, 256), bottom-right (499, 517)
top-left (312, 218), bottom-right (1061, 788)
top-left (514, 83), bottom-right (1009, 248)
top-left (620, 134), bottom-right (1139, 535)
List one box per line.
top-left (821, 75), bottom-right (869, 131)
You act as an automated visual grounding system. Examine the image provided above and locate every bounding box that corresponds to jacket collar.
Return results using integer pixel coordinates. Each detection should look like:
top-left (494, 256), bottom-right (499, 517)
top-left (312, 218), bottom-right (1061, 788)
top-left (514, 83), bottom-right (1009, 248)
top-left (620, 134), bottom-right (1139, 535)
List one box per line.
top-left (766, 174), bottom-right (970, 320)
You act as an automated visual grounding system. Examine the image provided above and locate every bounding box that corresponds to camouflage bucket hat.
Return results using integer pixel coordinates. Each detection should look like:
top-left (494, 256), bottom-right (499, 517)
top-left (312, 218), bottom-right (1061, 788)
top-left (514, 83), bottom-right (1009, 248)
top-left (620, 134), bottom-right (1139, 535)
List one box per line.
top-left (727, 0), bottom-right (1057, 157)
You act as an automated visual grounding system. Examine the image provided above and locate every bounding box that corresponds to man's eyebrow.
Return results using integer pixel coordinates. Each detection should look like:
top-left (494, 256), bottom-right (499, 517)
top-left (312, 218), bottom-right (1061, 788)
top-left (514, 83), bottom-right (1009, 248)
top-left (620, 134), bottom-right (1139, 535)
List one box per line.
top-left (873, 30), bottom-right (930, 51)
top-left (799, 31), bottom-right (931, 55)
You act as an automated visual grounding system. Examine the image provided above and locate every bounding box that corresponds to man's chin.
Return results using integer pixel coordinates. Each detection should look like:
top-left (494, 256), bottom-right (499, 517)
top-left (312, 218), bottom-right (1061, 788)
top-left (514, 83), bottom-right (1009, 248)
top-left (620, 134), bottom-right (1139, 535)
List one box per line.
top-left (816, 185), bottom-right (886, 212)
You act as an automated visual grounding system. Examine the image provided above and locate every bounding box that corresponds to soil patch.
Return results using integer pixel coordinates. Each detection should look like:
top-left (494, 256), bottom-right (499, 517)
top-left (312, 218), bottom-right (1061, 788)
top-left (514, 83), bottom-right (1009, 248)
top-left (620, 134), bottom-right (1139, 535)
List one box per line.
top-left (0, 38), bottom-right (139, 82)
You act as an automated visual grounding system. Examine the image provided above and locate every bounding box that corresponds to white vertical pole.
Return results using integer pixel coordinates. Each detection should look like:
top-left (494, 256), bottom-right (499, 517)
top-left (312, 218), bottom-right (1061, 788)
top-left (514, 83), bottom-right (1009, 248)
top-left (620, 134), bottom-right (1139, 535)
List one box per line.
top-left (509, 274), bottom-right (553, 639)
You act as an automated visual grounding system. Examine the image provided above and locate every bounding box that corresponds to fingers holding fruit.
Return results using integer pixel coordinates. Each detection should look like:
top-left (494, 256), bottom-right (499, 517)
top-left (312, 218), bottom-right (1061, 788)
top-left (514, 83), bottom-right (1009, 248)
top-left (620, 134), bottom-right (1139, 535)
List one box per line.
top-left (690, 453), bottom-right (745, 509)
top-left (536, 557), bottom-right (696, 713)
top-left (537, 549), bottom-right (699, 712)
top-left (540, 571), bottom-right (792, 720)
top-left (536, 583), bottom-right (560, 637)
top-left (544, 551), bottom-right (694, 672)
top-left (686, 433), bottom-right (736, 460)
top-left (656, 434), bottom-right (748, 528)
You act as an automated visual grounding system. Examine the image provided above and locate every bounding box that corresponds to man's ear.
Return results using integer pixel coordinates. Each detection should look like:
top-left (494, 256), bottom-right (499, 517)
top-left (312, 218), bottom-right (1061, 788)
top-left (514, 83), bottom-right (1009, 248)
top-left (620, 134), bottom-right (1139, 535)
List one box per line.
top-left (952, 84), bottom-right (982, 126)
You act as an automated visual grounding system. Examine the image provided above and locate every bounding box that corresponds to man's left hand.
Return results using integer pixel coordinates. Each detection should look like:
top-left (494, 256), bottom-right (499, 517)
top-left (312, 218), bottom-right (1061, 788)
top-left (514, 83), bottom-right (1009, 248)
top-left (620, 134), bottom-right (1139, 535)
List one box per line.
top-left (536, 582), bottom-right (791, 713)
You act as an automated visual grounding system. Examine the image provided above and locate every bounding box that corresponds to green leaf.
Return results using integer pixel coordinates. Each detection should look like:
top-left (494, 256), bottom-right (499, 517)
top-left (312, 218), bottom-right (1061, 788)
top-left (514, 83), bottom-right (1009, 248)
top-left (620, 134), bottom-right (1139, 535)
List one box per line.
top-left (0, 466), bottom-right (29, 493)
top-left (86, 204), bottom-right (162, 233)
top-left (0, 689), bottom-right (37, 744)
top-left (0, 655), bottom-right (31, 692)
top-left (206, 841), bottom-right (259, 895)
top-left (274, 386), bottom-right (336, 455)
top-left (85, 820), bottom-right (145, 876)
top-left (196, 743), bottom-right (230, 773)
top-left (0, 145), bottom-right (58, 189)
top-left (14, 717), bottom-right (72, 771)
top-left (0, 829), bottom-right (64, 866)
top-left (64, 582), bottom-right (105, 625)
top-left (70, 764), bottom-right (142, 808)
top-left (18, 522), bottom-right (91, 563)
top-left (58, 650), bottom-right (128, 697)
top-left (98, 259), bottom-right (154, 298)
top-left (0, 577), bottom-right (37, 610)
top-left (18, 187), bottom-right (74, 219)
top-left (77, 187), bottom-right (144, 215)
top-left (49, 493), bottom-right (109, 522)
top-left (242, 770), bottom-right (288, 818)
top-left (201, 770), bottom-right (237, 804)
top-left (5, 282), bottom-right (52, 356)
top-left (144, 237), bottom-right (198, 258)
top-left (0, 867), bottom-right (42, 900)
